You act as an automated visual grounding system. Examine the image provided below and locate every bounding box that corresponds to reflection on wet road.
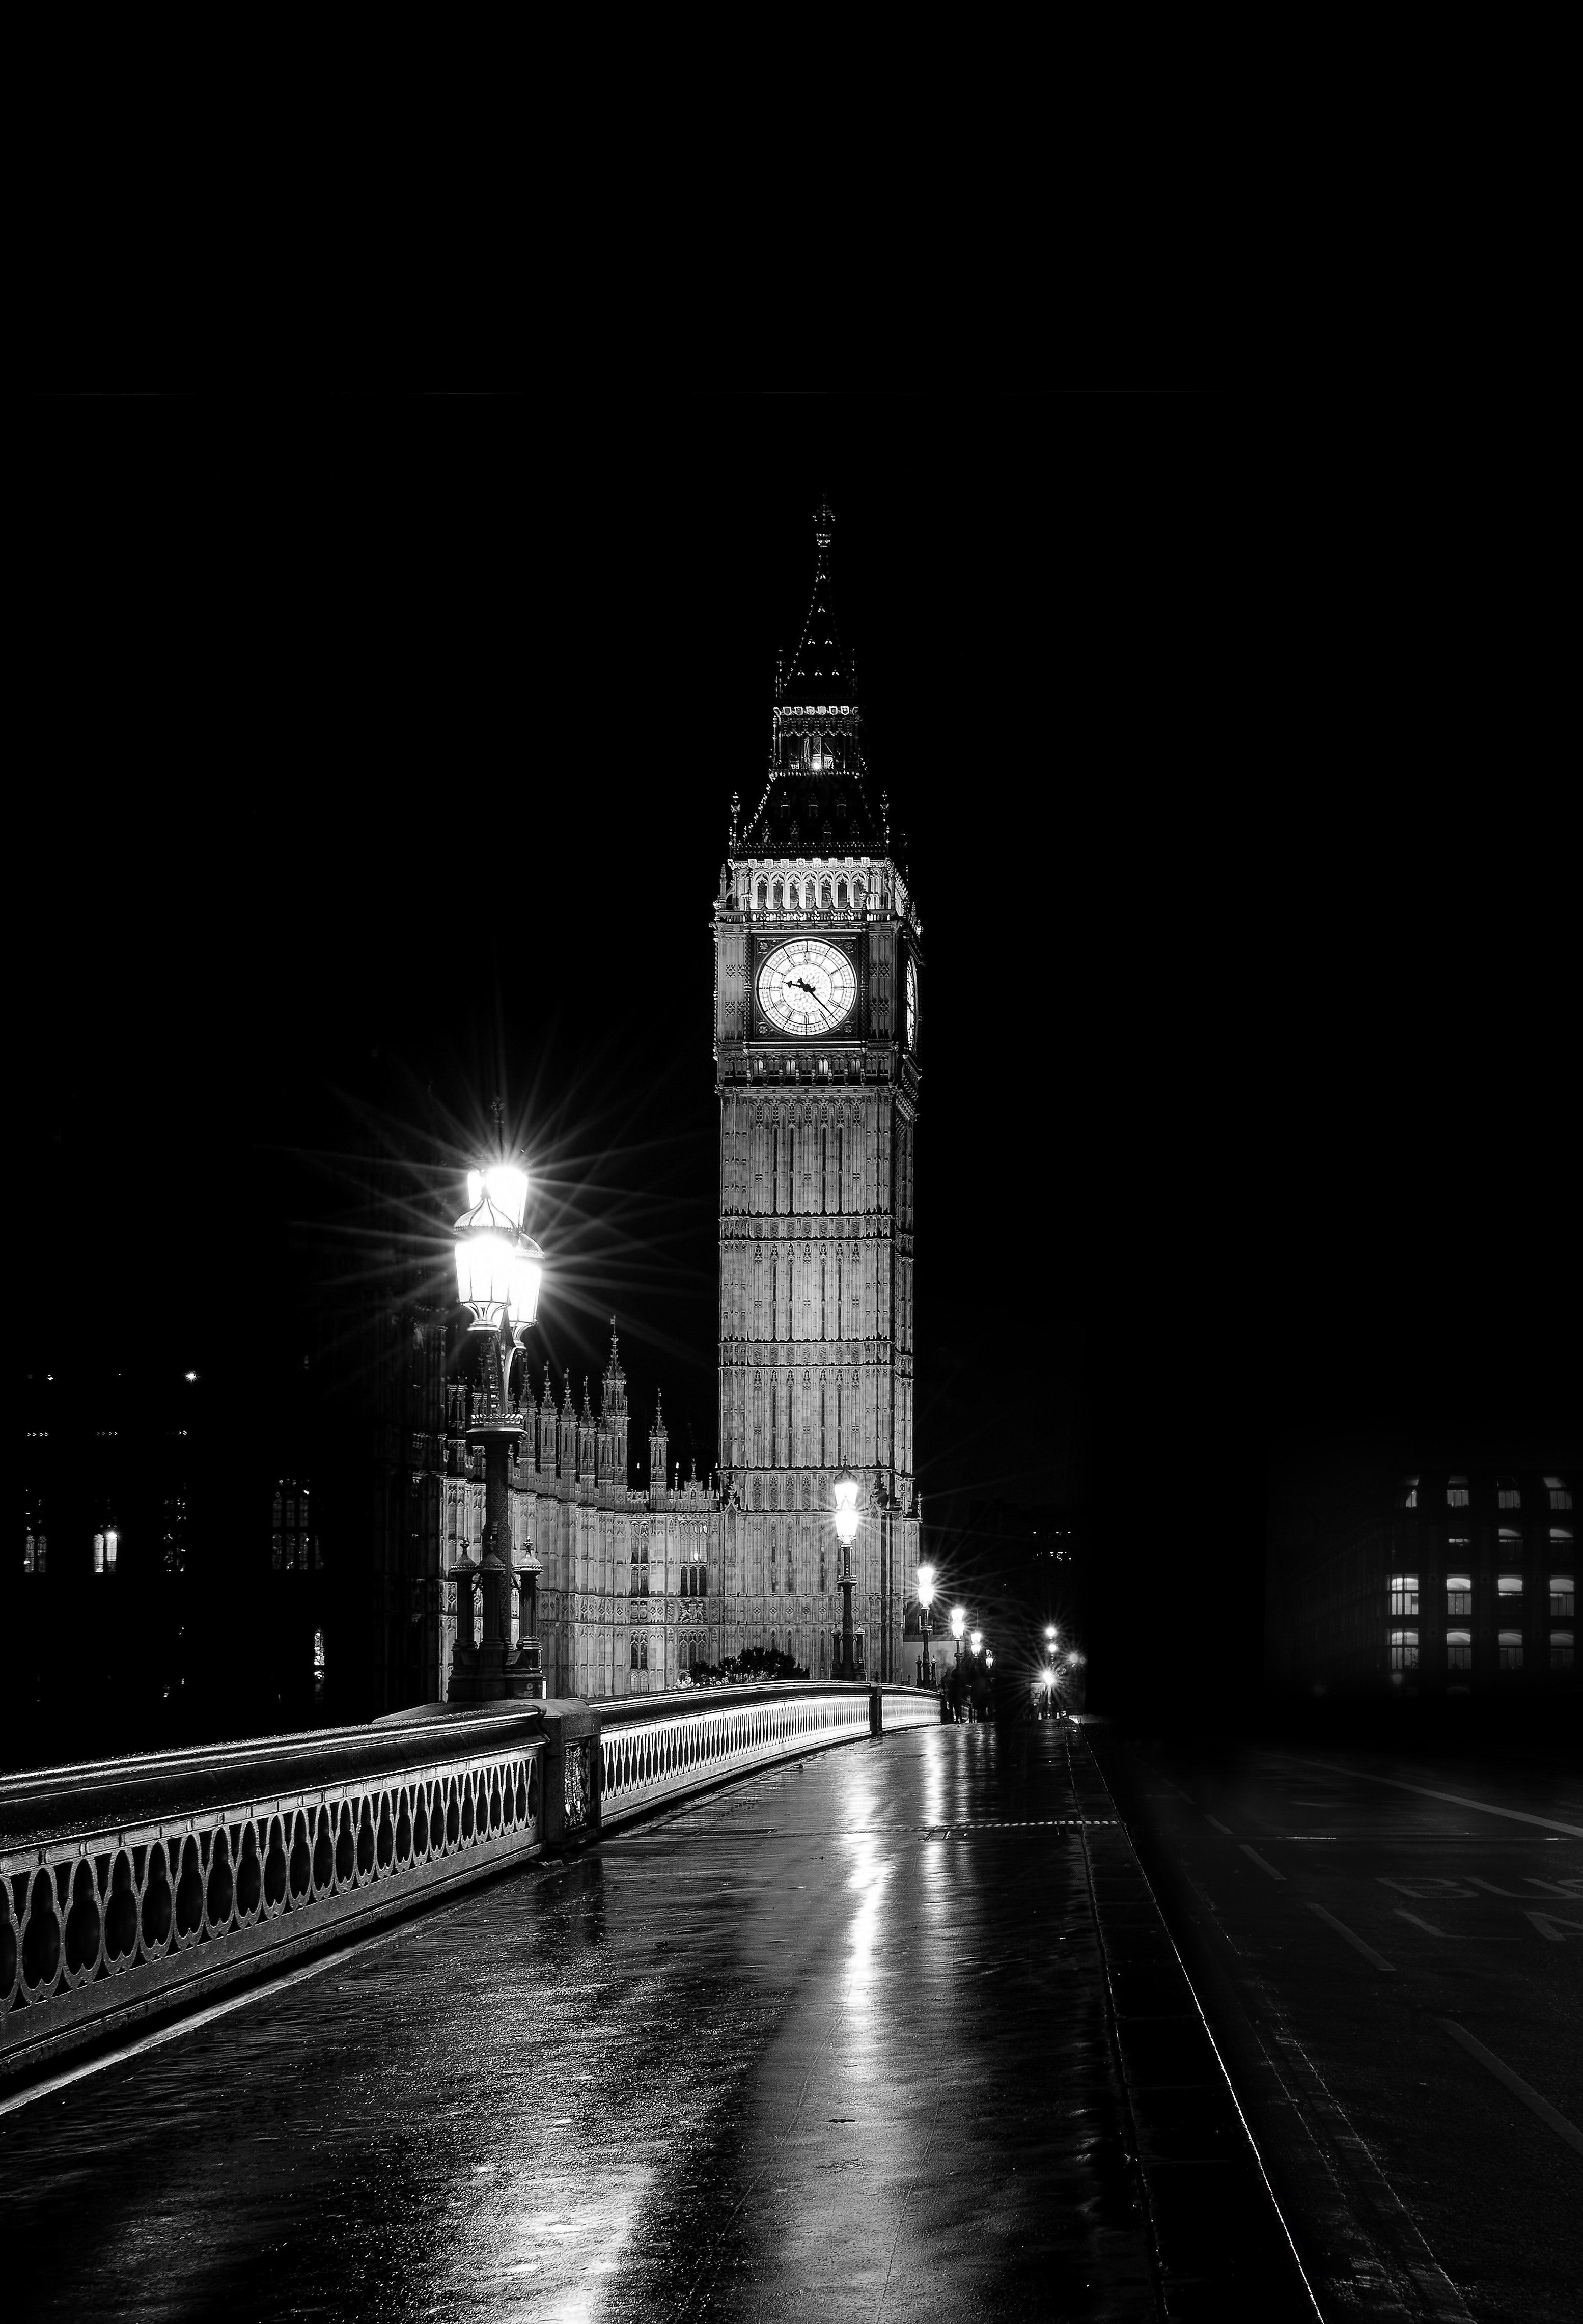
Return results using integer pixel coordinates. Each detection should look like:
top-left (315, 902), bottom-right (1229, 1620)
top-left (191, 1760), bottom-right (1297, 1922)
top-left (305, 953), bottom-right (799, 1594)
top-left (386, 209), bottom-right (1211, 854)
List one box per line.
top-left (3, 1727), bottom-right (1159, 2321)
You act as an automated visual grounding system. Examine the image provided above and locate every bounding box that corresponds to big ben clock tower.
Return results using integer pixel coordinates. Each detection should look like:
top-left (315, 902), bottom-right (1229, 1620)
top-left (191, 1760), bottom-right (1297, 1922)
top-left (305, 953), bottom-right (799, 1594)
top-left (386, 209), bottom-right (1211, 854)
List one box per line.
top-left (711, 503), bottom-right (922, 1684)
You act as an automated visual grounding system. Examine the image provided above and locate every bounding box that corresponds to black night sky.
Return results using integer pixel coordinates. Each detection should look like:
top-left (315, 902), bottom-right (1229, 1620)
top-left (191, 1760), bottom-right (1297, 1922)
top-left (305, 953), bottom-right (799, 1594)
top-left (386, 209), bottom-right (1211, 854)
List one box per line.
top-left (17, 394), bottom-right (1576, 1729)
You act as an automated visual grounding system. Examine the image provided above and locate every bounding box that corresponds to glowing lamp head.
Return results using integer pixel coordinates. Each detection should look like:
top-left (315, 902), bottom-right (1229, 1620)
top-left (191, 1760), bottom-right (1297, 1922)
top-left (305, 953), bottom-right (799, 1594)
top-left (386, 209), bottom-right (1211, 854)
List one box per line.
top-left (484, 1163), bottom-right (529, 1230)
top-left (970, 1630), bottom-right (983, 1655)
top-left (508, 1236), bottom-right (544, 1329)
top-left (832, 1477), bottom-right (860, 1546)
top-left (916, 1562), bottom-right (936, 1611)
top-left (455, 1181), bottom-right (522, 1325)
top-left (984, 1649), bottom-right (993, 1669)
top-left (950, 1606), bottom-right (966, 1641)
top-left (1044, 1625), bottom-right (1057, 1642)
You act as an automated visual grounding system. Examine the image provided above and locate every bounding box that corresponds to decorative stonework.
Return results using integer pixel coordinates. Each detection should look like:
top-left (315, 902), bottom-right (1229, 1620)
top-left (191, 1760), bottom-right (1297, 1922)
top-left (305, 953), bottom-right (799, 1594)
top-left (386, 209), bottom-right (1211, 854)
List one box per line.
top-left (2, 1736), bottom-right (540, 2080)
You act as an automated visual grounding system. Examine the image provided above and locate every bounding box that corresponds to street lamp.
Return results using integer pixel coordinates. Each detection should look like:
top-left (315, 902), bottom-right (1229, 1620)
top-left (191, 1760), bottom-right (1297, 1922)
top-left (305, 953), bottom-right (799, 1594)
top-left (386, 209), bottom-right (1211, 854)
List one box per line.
top-left (950, 1604), bottom-right (966, 1664)
top-left (969, 1629), bottom-right (983, 1657)
top-left (915, 1562), bottom-right (936, 1687)
top-left (833, 1475), bottom-right (861, 1679)
top-left (450, 1156), bottom-right (546, 1704)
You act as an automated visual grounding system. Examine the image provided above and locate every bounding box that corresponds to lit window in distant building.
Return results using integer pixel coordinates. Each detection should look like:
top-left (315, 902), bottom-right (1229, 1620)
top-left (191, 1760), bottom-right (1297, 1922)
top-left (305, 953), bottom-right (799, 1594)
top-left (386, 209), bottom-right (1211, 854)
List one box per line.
top-left (1552, 1525), bottom-right (1575, 1561)
top-left (629, 1535), bottom-right (650, 1598)
top-left (1399, 1477), bottom-right (1419, 1509)
top-left (1447, 1476), bottom-right (1470, 1507)
top-left (93, 1526), bottom-right (119, 1574)
top-left (24, 1531), bottom-right (47, 1574)
top-left (1446, 1574), bottom-right (1472, 1616)
top-left (273, 1481), bottom-right (315, 1572)
top-left (769, 1521), bottom-right (779, 1592)
top-left (312, 1627), bottom-right (326, 1702)
top-left (1497, 1477), bottom-right (1521, 1508)
top-left (1546, 1476), bottom-right (1573, 1510)
top-left (1390, 1628), bottom-right (1419, 1669)
top-left (1390, 1574), bottom-right (1419, 1616)
top-left (1497, 1573), bottom-right (1523, 1600)
top-left (1497, 1629), bottom-right (1523, 1670)
top-left (1446, 1629), bottom-right (1472, 1670)
top-left (1552, 1630), bottom-right (1575, 1670)
top-left (1497, 1526), bottom-right (1522, 1560)
top-left (1551, 1576), bottom-right (1575, 1616)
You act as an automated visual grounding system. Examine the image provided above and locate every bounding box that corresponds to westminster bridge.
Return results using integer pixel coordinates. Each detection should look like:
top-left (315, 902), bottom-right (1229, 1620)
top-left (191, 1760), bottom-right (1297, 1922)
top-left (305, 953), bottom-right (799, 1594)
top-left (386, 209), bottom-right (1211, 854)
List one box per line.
top-left (1, 1686), bottom-right (1320, 2320)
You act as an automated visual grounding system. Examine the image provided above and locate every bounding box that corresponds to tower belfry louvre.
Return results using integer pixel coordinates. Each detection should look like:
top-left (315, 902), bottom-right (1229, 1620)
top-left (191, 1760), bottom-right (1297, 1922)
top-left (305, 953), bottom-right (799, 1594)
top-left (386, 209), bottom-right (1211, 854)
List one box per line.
top-left (712, 503), bottom-right (923, 1682)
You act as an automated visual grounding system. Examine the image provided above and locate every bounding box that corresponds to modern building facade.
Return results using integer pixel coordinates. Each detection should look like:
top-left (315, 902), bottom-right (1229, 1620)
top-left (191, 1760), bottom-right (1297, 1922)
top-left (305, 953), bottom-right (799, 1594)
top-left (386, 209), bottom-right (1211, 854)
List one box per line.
top-left (1267, 1454), bottom-right (1576, 1698)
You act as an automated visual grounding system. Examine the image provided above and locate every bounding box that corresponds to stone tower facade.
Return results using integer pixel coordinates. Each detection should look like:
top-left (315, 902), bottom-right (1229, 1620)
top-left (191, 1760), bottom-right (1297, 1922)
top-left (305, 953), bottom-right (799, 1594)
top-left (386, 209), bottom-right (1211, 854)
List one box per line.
top-left (711, 503), bottom-right (923, 1681)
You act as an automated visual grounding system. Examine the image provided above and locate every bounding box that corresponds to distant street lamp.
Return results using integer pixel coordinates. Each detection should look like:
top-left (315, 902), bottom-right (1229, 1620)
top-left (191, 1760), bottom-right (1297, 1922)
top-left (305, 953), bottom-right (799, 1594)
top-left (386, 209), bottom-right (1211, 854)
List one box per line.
top-left (450, 1158), bottom-right (546, 1704)
top-left (950, 1605), bottom-right (966, 1665)
top-left (916, 1562), bottom-right (936, 1687)
top-left (969, 1629), bottom-right (983, 1657)
top-left (834, 1475), bottom-right (861, 1679)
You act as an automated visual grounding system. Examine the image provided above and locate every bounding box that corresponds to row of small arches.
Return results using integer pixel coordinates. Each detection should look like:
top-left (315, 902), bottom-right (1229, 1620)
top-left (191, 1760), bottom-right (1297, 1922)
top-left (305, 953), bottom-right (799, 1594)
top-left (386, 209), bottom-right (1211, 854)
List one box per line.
top-left (601, 1695), bottom-right (859, 1802)
top-left (755, 874), bottom-right (867, 912)
top-left (2, 1758), bottom-right (538, 2009)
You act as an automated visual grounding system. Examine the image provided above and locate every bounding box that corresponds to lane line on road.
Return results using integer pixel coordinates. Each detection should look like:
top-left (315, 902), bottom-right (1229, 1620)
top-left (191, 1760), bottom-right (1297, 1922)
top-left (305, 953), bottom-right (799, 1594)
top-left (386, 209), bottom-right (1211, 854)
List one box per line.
top-left (1307, 1903), bottom-right (1396, 1972)
top-left (1438, 2021), bottom-right (1583, 2155)
top-left (1239, 1844), bottom-right (1285, 1882)
top-left (1299, 1760), bottom-right (1583, 1840)
top-left (1205, 1815), bottom-right (1233, 1835)
top-left (1393, 1910), bottom-right (1450, 1937)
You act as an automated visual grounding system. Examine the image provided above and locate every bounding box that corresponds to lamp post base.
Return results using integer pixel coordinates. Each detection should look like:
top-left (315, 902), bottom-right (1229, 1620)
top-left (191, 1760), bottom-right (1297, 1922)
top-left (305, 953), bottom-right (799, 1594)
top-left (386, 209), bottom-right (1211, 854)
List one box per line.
top-left (448, 1643), bottom-right (546, 1703)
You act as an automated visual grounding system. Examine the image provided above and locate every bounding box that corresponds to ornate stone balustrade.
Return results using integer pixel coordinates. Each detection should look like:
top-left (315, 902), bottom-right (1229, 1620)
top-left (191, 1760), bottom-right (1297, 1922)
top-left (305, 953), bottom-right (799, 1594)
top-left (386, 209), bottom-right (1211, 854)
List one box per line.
top-left (1, 1709), bottom-right (543, 2087)
top-left (599, 1682), bottom-right (936, 1829)
top-left (2, 1682), bottom-right (938, 2089)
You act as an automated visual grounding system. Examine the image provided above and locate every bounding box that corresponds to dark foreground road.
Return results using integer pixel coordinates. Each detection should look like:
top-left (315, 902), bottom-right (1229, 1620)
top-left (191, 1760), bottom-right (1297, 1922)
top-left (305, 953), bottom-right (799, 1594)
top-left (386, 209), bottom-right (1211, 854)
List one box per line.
top-left (1095, 1734), bottom-right (1583, 2324)
top-left (2, 1723), bottom-right (1313, 2322)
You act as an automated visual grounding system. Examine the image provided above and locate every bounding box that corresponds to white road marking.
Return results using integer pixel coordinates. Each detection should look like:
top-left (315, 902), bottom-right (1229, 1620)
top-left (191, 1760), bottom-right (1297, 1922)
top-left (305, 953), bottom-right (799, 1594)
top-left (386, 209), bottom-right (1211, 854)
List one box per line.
top-left (1465, 1877), bottom-right (1528, 1899)
top-left (1393, 1910), bottom-right (1449, 1936)
top-left (1523, 1878), bottom-right (1573, 1897)
top-left (1299, 1760), bottom-right (1583, 1839)
top-left (1525, 1912), bottom-right (1583, 1943)
top-left (1439, 2021), bottom-right (1583, 2154)
top-left (1307, 1903), bottom-right (1396, 1972)
top-left (1205, 1815), bottom-right (1233, 1835)
top-left (1240, 1844), bottom-right (1286, 1882)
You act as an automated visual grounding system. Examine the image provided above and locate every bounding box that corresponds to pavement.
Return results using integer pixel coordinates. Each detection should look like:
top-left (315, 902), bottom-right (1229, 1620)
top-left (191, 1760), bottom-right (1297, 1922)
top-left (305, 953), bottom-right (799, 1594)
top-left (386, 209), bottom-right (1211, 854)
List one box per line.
top-left (0, 1722), bottom-right (1313, 2322)
top-left (1093, 1733), bottom-right (1583, 2324)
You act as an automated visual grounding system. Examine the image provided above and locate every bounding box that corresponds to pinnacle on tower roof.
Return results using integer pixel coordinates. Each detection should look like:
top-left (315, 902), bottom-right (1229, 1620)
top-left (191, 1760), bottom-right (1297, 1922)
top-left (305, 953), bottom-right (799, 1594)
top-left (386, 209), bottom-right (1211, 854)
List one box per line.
top-left (740, 503), bottom-right (886, 855)
top-left (778, 497), bottom-right (854, 711)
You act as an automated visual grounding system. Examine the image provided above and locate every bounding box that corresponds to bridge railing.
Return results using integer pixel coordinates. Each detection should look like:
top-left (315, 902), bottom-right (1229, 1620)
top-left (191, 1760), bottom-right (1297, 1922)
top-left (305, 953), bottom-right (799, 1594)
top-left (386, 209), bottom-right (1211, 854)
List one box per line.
top-left (1, 1708), bottom-right (545, 2089)
top-left (2, 1681), bottom-right (938, 2090)
top-left (599, 1682), bottom-right (936, 1828)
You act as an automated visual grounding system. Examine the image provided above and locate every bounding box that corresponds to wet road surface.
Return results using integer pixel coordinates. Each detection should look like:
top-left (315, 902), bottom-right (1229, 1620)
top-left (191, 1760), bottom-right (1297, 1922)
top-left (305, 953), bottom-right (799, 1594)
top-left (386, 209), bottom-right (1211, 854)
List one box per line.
top-left (1, 1723), bottom-right (1319, 2321)
top-left (1096, 1736), bottom-right (1583, 2323)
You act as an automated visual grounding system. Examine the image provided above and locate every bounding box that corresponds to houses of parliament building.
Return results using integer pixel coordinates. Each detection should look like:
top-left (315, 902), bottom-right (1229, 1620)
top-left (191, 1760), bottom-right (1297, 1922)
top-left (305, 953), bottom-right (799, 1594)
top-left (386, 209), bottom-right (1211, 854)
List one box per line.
top-left (431, 505), bottom-right (925, 1700)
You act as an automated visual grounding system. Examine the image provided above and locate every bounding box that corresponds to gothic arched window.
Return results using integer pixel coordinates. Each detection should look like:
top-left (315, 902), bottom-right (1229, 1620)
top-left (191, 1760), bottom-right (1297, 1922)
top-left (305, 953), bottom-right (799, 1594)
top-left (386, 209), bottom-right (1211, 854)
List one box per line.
top-left (836, 878), bottom-right (848, 908)
top-left (756, 878), bottom-right (767, 908)
top-left (820, 878), bottom-right (831, 910)
top-left (772, 878), bottom-right (783, 908)
top-left (852, 876), bottom-right (867, 911)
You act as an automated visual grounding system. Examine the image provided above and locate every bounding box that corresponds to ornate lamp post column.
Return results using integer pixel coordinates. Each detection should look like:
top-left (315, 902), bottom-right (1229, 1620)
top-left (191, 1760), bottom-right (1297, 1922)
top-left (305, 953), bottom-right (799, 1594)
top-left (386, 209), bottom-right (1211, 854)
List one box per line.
top-left (450, 1159), bottom-right (546, 1705)
top-left (834, 1475), bottom-right (861, 1680)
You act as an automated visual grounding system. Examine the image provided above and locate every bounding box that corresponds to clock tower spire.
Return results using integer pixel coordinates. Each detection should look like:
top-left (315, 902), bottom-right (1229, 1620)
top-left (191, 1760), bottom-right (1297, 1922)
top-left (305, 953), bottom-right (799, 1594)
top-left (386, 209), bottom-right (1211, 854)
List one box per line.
top-left (712, 504), bottom-right (923, 1685)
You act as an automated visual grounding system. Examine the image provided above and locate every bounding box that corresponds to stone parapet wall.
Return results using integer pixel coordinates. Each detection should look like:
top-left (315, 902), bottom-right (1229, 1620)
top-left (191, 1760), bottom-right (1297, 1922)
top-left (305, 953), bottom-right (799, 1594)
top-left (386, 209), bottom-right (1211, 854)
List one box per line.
top-left (1, 1685), bottom-right (934, 2090)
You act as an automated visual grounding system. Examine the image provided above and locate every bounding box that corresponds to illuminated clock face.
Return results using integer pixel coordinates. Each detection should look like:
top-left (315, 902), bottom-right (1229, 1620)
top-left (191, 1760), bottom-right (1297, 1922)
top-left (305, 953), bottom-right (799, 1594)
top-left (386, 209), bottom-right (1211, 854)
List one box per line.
top-left (905, 956), bottom-right (918, 1048)
top-left (758, 938), bottom-right (856, 1036)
